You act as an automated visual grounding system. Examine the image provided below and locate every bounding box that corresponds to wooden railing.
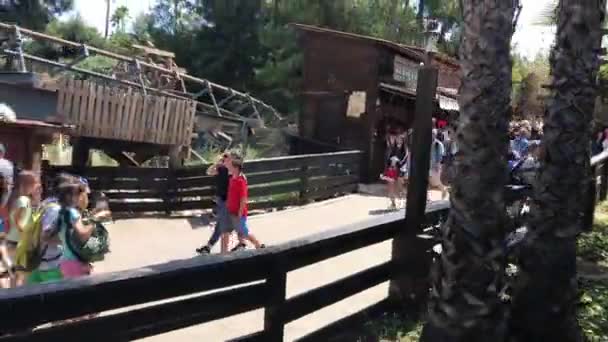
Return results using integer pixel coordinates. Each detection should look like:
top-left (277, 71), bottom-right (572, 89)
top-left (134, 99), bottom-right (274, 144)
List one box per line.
top-left (0, 200), bottom-right (449, 342)
top-left (44, 150), bottom-right (362, 214)
top-left (2, 152), bottom-right (606, 341)
top-left (56, 78), bottom-right (196, 146)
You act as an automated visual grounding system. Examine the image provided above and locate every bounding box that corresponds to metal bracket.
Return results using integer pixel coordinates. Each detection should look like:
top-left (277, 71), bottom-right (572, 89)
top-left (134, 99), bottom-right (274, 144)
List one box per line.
top-left (66, 44), bottom-right (90, 68)
top-left (134, 59), bottom-right (147, 96)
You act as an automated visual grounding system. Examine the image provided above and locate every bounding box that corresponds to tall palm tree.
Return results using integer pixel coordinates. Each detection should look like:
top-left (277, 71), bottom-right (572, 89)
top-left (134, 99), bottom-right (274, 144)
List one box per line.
top-left (420, 1), bottom-right (516, 341)
top-left (104, 0), bottom-right (112, 38)
top-left (510, 1), bottom-right (606, 341)
top-left (420, 0), bottom-right (516, 340)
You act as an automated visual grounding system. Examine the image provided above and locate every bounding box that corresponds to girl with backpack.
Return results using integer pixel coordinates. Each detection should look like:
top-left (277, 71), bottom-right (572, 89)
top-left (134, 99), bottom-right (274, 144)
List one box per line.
top-left (7, 171), bottom-right (40, 287)
top-left (57, 182), bottom-right (95, 278)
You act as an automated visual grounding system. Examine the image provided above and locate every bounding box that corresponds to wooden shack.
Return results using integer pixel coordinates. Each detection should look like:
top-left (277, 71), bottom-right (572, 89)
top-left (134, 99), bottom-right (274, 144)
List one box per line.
top-left (0, 119), bottom-right (66, 172)
top-left (293, 24), bottom-right (461, 181)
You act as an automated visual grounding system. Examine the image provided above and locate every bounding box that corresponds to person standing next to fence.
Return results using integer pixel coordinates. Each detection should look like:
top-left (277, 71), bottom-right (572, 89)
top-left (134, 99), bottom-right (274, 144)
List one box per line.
top-left (0, 175), bottom-right (13, 288)
top-left (0, 144), bottom-right (13, 204)
top-left (7, 171), bottom-right (39, 287)
top-left (429, 130), bottom-right (447, 200)
top-left (222, 158), bottom-right (265, 253)
top-left (196, 153), bottom-right (232, 255)
top-left (28, 173), bottom-right (74, 284)
top-left (57, 181), bottom-right (94, 279)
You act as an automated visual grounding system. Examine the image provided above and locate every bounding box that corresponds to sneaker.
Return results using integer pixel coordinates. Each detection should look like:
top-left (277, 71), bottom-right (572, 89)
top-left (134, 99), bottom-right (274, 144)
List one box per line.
top-left (196, 245), bottom-right (211, 254)
top-left (231, 243), bottom-right (247, 252)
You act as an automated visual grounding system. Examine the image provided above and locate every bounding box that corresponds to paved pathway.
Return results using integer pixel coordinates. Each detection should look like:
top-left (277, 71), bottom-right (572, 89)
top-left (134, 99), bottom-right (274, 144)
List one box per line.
top-left (95, 192), bottom-right (443, 341)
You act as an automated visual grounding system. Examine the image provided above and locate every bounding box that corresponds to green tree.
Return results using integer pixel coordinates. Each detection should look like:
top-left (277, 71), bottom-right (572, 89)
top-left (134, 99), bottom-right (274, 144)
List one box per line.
top-left (511, 1), bottom-right (606, 341)
top-left (111, 5), bottom-right (130, 33)
top-left (0, 0), bottom-right (73, 31)
top-left (421, 0), bottom-right (516, 341)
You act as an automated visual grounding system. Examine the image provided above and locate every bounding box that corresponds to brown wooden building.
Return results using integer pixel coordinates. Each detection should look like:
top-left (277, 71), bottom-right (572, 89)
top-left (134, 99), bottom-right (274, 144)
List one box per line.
top-left (293, 24), bottom-right (461, 181)
top-left (0, 118), bottom-right (66, 172)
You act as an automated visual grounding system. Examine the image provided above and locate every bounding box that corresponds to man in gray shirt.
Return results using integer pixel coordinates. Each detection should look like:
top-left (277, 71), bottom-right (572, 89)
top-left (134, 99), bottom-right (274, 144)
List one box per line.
top-left (0, 144), bottom-right (13, 205)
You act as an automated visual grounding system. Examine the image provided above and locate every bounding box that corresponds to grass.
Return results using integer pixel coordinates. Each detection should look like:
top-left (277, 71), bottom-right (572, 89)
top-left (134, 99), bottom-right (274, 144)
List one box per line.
top-left (357, 202), bottom-right (608, 342)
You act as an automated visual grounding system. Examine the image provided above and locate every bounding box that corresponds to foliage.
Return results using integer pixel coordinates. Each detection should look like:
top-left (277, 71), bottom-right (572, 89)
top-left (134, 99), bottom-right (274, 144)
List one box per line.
top-left (0, 0), bottom-right (73, 31)
top-left (361, 312), bottom-right (422, 341)
top-left (577, 202), bottom-right (608, 341)
top-left (511, 53), bottom-right (550, 119)
top-left (111, 5), bottom-right (130, 33)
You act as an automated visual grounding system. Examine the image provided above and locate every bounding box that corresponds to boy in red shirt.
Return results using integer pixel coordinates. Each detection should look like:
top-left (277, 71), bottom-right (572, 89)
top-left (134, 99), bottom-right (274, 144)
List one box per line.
top-left (222, 158), bottom-right (264, 252)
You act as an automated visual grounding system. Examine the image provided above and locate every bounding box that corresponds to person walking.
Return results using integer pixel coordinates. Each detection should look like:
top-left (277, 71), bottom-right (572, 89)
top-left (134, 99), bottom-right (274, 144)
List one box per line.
top-left (196, 153), bottom-right (232, 254)
top-left (222, 158), bottom-right (265, 252)
top-left (7, 171), bottom-right (39, 286)
top-left (0, 175), bottom-right (13, 288)
top-left (429, 129), bottom-right (447, 200)
top-left (0, 143), bottom-right (13, 204)
top-left (57, 181), bottom-right (94, 279)
top-left (28, 173), bottom-right (74, 284)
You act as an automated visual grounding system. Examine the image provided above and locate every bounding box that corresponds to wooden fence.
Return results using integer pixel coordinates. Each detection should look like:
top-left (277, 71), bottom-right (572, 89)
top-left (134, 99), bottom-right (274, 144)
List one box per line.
top-left (56, 78), bottom-right (196, 146)
top-left (2, 152), bottom-right (606, 341)
top-left (44, 150), bottom-right (362, 215)
top-left (0, 199), bottom-right (449, 342)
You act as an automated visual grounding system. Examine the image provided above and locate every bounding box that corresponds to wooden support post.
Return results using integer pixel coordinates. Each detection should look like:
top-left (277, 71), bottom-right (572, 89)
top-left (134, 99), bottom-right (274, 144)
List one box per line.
top-left (165, 145), bottom-right (182, 215)
top-left (600, 162), bottom-right (608, 201)
top-left (389, 66), bottom-right (437, 311)
top-left (71, 138), bottom-right (91, 172)
top-left (264, 263), bottom-right (287, 342)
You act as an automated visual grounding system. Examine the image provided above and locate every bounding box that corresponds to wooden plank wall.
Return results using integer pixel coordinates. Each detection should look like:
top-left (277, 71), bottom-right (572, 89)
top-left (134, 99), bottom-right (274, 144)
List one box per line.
top-left (56, 79), bottom-right (196, 146)
top-left (44, 151), bottom-right (362, 215)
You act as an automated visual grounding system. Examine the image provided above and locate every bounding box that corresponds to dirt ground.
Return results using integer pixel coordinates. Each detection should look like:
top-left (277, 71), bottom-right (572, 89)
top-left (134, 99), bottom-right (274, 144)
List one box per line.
top-left (94, 191), bottom-right (444, 341)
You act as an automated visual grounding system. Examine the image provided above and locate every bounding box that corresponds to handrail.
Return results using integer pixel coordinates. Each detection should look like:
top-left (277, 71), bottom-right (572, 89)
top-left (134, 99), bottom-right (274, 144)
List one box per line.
top-left (0, 200), bottom-right (449, 334)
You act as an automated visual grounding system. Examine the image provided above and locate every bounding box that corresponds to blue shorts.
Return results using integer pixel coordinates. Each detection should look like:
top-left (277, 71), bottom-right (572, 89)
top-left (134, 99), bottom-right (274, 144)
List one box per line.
top-left (215, 197), bottom-right (229, 231)
top-left (228, 215), bottom-right (250, 237)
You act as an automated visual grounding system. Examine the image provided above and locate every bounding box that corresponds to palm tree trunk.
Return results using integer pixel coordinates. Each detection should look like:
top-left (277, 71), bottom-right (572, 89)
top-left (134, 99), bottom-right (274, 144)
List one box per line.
top-left (420, 1), bottom-right (515, 341)
top-left (510, 1), bottom-right (606, 341)
top-left (104, 0), bottom-right (111, 39)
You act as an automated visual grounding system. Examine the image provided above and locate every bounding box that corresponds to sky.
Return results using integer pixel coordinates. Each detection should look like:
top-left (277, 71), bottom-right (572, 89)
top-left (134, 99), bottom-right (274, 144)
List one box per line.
top-left (70, 0), bottom-right (555, 59)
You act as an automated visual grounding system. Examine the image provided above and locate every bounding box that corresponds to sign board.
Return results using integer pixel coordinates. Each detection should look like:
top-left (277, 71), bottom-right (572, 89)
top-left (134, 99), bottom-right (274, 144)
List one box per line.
top-left (346, 91), bottom-right (366, 118)
top-left (393, 56), bottom-right (419, 87)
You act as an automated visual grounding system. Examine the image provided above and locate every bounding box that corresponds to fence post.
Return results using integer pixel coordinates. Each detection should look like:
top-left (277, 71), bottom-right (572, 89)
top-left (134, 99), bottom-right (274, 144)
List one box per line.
top-left (165, 146), bottom-right (182, 215)
top-left (601, 162), bottom-right (608, 202)
top-left (299, 164), bottom-right (309, 205)
top-left (389, 66), bottom-right (437, 311)
top-left (264, 262), bottom-right (287, 341)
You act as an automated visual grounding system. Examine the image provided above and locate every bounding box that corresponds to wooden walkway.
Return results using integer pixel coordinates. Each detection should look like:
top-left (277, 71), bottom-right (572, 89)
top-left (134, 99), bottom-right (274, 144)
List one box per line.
top-left (94, 192), bottom-right (442, 341)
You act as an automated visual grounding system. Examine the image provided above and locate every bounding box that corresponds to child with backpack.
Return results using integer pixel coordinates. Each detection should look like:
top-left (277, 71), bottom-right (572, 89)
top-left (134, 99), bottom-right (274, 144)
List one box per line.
top-left (25, 173), bottom-right (74, 284)
top-left (7, 171), bottom-right (40, 287)
top-left (57, 179), bottom-right (110, 279)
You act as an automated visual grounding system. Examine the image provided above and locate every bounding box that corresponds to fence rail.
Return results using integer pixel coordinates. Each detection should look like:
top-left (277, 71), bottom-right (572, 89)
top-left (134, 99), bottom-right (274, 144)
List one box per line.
top-left (0, 198), bottom-right (449, 342)
top-left (43, 150), bottom-right (362, 215)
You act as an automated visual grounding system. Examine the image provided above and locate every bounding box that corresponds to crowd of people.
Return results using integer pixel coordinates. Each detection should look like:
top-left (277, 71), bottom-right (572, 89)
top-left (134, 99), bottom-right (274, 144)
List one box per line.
top-left (381, 119), bottom-right (454, 209)
top-left (381, 117), bottom-right (544, 208)
top-left (196, 152), bottom-right (265, 255)
top-left (0, 143), bottom-right (111, 288)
